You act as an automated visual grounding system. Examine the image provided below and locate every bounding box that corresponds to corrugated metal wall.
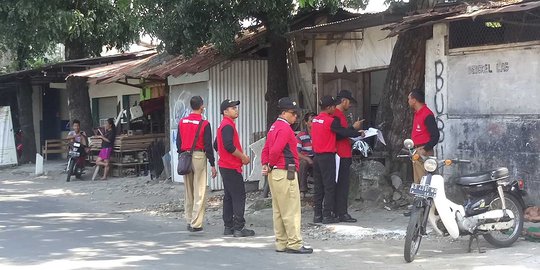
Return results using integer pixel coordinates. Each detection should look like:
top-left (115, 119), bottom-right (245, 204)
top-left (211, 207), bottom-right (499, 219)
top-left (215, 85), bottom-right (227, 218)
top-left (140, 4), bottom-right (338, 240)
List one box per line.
top-left (207, 60), bottom-right (268, 190)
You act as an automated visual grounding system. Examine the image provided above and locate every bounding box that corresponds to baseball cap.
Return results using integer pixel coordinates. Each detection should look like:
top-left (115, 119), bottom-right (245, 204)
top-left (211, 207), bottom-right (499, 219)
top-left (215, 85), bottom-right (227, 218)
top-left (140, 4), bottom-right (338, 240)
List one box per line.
top-left (220, 99), bottom-right (240, 114)
top-left (337, 90), bottom-right (357, 104)
top-left (319, 95), bottom-right (340, 108)
top-left (278, 97), bottom-right (299, 112)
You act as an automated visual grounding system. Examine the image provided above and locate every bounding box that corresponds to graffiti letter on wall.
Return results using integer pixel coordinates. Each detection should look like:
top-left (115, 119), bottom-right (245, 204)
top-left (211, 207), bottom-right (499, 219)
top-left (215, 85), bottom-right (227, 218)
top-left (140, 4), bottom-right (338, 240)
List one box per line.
top-left (434, 60), bottom-right (445, 145)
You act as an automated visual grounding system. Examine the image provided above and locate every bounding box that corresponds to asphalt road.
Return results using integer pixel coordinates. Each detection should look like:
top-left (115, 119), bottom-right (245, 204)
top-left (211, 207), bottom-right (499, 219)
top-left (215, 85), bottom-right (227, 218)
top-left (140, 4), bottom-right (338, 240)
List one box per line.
top-left (1, 169), bottom-right (539, 270)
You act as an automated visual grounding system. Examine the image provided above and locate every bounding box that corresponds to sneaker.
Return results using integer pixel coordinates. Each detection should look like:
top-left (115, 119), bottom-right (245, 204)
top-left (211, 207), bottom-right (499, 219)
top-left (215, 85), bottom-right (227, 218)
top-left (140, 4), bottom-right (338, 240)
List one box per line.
top-left (233, 228), bottom-right (255, 237)
top-left (188, 225), bottom-right (203, 232)
top-left (224, 227), bottom-right (234, 235)
top-left (285, 246), bottom-right (314, 254)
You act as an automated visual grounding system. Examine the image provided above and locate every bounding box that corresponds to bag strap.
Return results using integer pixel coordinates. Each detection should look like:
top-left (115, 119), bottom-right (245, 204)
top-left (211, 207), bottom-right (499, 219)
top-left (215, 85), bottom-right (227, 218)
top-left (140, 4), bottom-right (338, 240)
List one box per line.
top-left (190, 120), bottom-right (204, 154)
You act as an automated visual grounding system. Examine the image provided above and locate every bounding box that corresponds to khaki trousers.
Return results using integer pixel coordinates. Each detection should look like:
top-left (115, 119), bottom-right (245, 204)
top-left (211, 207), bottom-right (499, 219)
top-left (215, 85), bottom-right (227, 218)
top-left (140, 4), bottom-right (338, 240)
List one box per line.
top-left (412, 149), bottom-right (434, 184)
top-left (268, 169), bottom-right (303, 251)
top-left (183, 151), bottom-right (208, 229)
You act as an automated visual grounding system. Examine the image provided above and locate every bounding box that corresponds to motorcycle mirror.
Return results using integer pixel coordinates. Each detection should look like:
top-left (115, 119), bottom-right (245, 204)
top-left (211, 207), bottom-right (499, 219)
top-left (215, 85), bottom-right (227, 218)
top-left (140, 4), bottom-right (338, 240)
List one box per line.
top-left (403, 139), bottom-right (414, 150)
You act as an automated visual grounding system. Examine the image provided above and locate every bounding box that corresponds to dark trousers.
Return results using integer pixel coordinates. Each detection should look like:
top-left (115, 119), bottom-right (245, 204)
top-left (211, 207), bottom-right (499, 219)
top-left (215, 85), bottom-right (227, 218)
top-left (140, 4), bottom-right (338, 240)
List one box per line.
top-left (313, 153), bottom-right (336, 217)
top-left (298, 158), bottom-right (313, 192)
top-left (220, 167), bottom-right (246, 230)
top-left (335, 158), bottom-right (352, 216)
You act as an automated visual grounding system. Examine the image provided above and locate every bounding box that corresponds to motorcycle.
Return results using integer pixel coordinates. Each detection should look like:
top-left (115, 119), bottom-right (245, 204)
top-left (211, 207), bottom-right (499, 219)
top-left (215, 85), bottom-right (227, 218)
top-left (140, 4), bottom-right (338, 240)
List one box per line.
top-left (398, 139), bottom-right (526, 263)
top-left (66, 142), bottom-right (87, 182)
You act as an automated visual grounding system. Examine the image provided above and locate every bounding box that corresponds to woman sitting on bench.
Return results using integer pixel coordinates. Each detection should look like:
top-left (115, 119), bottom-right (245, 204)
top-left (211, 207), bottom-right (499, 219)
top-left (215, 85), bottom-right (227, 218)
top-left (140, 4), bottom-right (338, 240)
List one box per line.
top-left (93, 118), bottom-right (116, 180)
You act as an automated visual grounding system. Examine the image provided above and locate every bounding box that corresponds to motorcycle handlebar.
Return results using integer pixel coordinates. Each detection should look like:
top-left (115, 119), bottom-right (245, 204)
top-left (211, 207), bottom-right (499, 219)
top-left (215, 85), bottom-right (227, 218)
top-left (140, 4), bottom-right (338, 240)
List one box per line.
top-left (397, 155), bottom-right (410, 158)
top-left (451, 159), bottom-right (471, 164)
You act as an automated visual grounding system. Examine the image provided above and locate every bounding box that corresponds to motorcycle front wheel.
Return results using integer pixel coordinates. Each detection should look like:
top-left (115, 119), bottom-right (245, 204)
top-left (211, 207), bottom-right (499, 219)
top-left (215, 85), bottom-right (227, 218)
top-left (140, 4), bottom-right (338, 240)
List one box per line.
top-left (404, 204), bottom-right (425, 263)
top-left (483, 192), bottom-right (524, 248)
top-left (66, 159), bottom-right (75, 182)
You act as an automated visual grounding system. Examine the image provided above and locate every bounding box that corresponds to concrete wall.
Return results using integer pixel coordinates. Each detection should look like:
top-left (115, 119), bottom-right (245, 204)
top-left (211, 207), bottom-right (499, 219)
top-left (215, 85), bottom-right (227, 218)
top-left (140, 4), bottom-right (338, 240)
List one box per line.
top-left (425, 23), bottom-right (540, 205)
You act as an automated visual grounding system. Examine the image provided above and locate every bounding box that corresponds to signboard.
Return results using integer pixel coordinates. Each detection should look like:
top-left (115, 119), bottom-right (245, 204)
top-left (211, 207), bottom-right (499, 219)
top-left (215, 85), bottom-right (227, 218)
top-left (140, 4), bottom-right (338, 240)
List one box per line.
top-left (447, 47), bottom-right (540, 115)
top-left (0, 106), bottom-right (18, 166)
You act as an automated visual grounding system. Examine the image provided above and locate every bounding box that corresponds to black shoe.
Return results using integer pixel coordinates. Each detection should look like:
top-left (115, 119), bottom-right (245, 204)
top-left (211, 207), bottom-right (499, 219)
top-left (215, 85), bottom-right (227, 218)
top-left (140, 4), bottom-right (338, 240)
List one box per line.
top-left (313, 216), bottom-right (323, 223)
top-left (339, 214), bottom-right (357, 223)
top-left (322, 216), bottom-right (339, 224)
top-left (403, 211), bottom-right (411, 217)
top-left (233, 228), bottom-right (255, 237)
top-left (285, 246), bottom-right (314, 254)
top-left (187, 224), bottom-right (192, 231)
top-left (224, 227), bottom-right (234, 235)
top-left (188, 226), bottom-right (203, 232)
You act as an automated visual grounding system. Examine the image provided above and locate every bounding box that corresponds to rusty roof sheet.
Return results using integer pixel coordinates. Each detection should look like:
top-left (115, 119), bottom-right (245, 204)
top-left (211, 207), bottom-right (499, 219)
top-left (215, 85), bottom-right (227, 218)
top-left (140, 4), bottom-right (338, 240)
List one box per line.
top-left (288, 12), bottom-right (404, 35)
top-left (69, 29), bottom-right (266, 84)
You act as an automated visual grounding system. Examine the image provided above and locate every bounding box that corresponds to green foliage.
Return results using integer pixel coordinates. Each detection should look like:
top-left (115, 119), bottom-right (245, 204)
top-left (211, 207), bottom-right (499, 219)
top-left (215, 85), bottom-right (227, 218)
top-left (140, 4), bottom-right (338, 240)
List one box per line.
top-left (0, 0), bottom-right (140, 70)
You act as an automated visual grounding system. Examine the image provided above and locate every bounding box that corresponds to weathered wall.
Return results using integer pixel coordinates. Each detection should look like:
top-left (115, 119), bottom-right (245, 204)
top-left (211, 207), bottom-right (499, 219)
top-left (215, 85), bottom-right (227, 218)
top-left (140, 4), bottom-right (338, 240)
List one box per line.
top-left (425, 23), bottom-right (540, 205)
top-left (291, 25), bottom-right (397, 110)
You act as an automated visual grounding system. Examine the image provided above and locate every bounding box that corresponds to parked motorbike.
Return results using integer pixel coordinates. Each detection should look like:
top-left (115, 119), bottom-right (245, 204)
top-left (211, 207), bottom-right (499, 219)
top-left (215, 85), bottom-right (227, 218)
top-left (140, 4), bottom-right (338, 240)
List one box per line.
top-left (66, 142), bottom-right (86, 182)
top-left (398, 139), bottom-right (526, 263)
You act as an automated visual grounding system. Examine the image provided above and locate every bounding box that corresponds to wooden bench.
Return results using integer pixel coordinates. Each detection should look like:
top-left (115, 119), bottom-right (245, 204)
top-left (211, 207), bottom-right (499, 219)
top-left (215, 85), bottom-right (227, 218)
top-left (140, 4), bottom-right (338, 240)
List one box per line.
top-left (42, 139), bottom-right (68, 160)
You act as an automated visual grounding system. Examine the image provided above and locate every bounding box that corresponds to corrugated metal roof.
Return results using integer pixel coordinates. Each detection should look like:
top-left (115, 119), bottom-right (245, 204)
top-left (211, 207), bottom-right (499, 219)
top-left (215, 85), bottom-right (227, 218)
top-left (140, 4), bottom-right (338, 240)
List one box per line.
top-left (69, 29), bottom-right (267, 84)
top-left (288, 12), bottom-right (404, 35)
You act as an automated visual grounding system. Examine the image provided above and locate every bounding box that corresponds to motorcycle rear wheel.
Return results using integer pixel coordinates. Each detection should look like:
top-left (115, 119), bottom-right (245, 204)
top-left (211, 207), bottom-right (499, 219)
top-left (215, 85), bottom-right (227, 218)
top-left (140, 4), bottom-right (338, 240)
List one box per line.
top-left (483, 193), bottom-right (524, 248)
top-left (404, 205), bottom-right (424, 263)
top-left (66, 159), bottom-right (75, 182)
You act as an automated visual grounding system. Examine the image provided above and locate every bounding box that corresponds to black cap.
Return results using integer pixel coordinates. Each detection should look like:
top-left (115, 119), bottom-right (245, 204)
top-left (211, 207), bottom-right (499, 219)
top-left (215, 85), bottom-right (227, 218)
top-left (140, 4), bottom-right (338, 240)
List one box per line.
top-left (220, 99), bottom-right (240, 114)
top-left (278, 97), bottom-right (299, 111)
top-left (319, 95), bottom-right (340, 108)
top-left (337, 90), bottom-right (357, 104)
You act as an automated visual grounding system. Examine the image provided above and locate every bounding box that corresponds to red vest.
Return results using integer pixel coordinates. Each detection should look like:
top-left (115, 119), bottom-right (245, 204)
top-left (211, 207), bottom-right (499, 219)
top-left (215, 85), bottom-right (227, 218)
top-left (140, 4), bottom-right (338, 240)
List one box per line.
top-left (217, 117), bottom-right (243, 173)
top-left (334, 108), bottom-right (352, 158)
top-left (178, 113), bottom-right (208, 151)
top-left (311, 112), bottom-right (337, 154)
top-left (411, 105), bottom-right (434, 146)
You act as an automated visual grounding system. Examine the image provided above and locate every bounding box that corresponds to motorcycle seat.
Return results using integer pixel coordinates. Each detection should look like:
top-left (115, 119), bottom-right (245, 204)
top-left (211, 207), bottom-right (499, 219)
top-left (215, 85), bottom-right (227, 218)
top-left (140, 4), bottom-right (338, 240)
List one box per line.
top-left (457, 167), bottom-right (509, 186)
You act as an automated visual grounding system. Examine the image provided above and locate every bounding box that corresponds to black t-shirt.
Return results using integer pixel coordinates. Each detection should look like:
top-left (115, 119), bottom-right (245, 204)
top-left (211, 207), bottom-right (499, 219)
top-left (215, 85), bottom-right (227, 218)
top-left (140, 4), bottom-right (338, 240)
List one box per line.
top-left (101, 129), bottom-right (116, 148)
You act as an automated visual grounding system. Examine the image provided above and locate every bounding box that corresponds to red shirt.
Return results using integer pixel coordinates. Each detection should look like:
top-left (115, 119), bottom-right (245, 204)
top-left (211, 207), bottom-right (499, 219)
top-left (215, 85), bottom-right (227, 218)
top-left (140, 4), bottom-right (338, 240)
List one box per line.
top-left (217, 117), bottom-right (243, 173)
top-left (412, 105), bottom-right (435, 146)
top-left (334, 108), bottom-right (352, 158)
top-left (311, 112), bottom-right (337, 154)
top-left (262, 118), bottom-right (299, 170)
top-left (178, 113), bottom-right (208, 151)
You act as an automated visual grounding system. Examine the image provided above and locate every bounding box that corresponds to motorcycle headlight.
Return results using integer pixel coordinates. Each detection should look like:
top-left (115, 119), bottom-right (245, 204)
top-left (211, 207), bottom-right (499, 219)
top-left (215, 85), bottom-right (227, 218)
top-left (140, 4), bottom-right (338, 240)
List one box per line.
top-left (424, 158), bottom-right (438, 172)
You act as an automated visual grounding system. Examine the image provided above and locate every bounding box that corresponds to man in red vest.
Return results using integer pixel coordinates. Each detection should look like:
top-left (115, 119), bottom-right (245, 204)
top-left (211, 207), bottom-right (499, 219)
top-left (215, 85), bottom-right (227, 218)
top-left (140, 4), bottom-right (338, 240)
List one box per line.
top-left (311, 95), bottom-right (364, 224)
top-left (408, 90), bottom-right (440, 183)
top-left (334, 90), bottom-right (365, 223)
top-left (262, 97), bottom-right (313, 254)
top-left (215, 99), bottom-right (255, 237)
top-left (176, 96), bottom-right (217, 232)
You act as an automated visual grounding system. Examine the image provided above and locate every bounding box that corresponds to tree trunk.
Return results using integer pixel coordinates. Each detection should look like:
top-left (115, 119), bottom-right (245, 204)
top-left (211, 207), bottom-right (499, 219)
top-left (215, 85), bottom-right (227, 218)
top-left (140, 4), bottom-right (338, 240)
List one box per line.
top-left (17, 79), bottom-right (37, 163)
top-left (375, 26), bottom-right (432, 172)
top-left (265, 31), bottom-right (289, 130)
top-left (66, 76), bottom-right (94, 135)
top-left (65, 40), bottom-right (87, 60)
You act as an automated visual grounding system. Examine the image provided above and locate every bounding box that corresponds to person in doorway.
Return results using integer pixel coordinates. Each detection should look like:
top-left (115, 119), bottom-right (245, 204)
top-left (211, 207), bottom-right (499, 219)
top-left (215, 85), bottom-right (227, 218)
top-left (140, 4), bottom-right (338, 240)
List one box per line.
top-left (214, 99), bottom-right (255, 237)
top-left (311, 95), bottom-right (364, 224)
top-left (334, 90), bottom-right (365, 223)
top-left (296, 112), bottom-right (316, 197)
top-left (262, 97), bottom-right (313, 254)
top-left (93, 118), bottom-right (116, 180)
top-left (408, 90), bottom-right (439, 184)
top-left (176, 96), bottom-right (217, 232)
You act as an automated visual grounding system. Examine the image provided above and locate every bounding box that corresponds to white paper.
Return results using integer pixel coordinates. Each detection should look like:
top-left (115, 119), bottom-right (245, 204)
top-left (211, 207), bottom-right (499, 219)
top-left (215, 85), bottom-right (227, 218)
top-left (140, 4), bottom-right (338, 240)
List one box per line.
top-left (352, 128), bottom-right (386, 145)
top-left (335, 154), bottom-right (340, 183)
